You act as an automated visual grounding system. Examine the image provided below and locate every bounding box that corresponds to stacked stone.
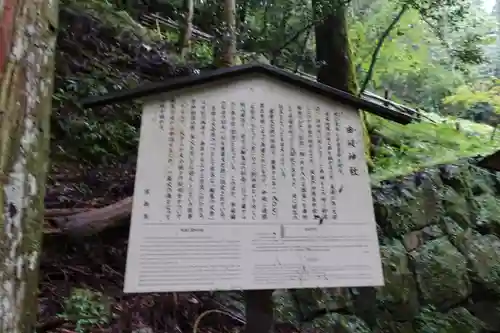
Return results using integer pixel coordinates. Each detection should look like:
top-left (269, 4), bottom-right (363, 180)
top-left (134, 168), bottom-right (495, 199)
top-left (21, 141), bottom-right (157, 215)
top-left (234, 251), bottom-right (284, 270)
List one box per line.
top-left (270, 160), bottom-right (500, 332)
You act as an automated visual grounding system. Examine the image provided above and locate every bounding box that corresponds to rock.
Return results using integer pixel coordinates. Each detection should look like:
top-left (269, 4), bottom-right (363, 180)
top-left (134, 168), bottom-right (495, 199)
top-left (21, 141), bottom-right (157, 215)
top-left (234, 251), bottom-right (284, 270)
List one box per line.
top-left (467, 300), bottom-right (500, 331)
top-left (462, 233), bottom-right (500, 294)
top-left (467, 165), bottom-right (495, 195)
top-left (302, 313), bottom-right (371, 333)
top-left (416, 307), bottom-right (484, 333)
top-left (402, 225), bottom-right (443, 251)
top-left (273, 288), bottom-right (352, 324)
top-left (441, 186), bottom-right (471, 228)
top-left (273, 290), bottom-right (301, 326)
top-left (471, 193), bottom-right (500, 235)
top-left (376, 240), bottom-right (419, 320)
top-left (374, 317), bottom-right (415, 333)
top-left (372, 171), bottom-right (442, 236)
top-left (410, 238), bottom-right (471, 307)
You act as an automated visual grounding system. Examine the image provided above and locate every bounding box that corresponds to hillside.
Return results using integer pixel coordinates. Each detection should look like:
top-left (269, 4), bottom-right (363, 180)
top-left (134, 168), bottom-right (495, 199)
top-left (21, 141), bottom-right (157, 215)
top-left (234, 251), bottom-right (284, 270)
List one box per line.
top-left (38, 0), bottom-right (500, 332)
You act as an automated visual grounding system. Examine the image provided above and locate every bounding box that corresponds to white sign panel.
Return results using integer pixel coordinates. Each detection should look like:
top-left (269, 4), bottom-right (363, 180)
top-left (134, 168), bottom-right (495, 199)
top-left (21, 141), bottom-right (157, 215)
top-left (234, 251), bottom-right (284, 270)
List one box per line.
top-left (124, 75), bottom-right (384, 293)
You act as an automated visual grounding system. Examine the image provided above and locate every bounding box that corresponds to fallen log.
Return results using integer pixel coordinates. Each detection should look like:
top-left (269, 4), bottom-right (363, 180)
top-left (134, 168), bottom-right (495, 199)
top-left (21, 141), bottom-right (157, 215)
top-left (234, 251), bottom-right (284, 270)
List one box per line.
top-left (52, 196), bottom-right (133, 237)
top-left (44, 207), bottom-right (90, 218)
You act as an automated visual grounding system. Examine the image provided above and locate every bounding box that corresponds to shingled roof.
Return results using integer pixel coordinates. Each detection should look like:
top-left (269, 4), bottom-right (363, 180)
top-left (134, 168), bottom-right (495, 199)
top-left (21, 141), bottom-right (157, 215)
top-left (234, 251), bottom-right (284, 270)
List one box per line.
top-left (80, 64), bottom-right (418, 124)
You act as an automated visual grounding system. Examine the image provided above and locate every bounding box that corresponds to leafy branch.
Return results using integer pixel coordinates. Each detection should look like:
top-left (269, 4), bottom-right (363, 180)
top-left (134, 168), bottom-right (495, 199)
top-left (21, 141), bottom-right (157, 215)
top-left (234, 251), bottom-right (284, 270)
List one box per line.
top-left (359, 4), bottom-right (409, 94)
top-left (269, 0), bottom-right (352, 62)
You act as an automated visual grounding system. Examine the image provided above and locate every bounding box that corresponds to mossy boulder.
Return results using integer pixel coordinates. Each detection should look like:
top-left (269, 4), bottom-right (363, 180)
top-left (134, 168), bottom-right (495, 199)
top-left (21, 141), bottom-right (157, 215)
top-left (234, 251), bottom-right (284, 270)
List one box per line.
top-left (410, 238), bottom-right (471, 307)
top-left (303, 313), bottom-right (371, 333)
top-left (373, 171), bottom-right (442, 236)
top-left (415, 307), bottom-right (484, 333)
top-left (472, 193), bottom-right (500, 235)
top-left (374, 318), bottom-right (415, 333)
top-left (402, 225), bottom-right (444, 252)
top-left (377, 240), bottom-right (419, 320)
top-left (273, 288), bottom-right (352, 324)
top-left (467, 300), bottom-right (500, 331)
top-left (441, 186), bottom-right (471, 228)
top-left (462, 233), bottom-right (500, 294)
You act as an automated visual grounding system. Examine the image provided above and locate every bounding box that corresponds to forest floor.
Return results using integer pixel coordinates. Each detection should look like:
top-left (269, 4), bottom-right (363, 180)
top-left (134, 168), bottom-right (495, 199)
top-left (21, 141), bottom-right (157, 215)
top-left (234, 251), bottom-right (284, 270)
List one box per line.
top-left (39, 165), bottom-right (253, 333)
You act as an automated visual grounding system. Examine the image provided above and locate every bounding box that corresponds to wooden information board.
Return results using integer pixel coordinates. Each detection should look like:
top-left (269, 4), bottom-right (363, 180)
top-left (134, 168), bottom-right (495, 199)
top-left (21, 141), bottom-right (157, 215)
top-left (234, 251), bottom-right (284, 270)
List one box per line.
top-left (123, 75), bottom-right (384, 293)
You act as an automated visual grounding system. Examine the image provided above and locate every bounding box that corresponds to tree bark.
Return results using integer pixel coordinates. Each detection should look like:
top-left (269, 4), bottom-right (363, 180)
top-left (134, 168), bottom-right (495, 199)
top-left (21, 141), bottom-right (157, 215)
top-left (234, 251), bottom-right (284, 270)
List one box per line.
top-left (0, 0), bottom-right (58, 331)
top-left (178, 0), bottom-right (194, 59)
top-left (311, 1), bottom-right (378, 326)
top-left (214, 0), bottom-right (238, 67)
top-left (312, 0), bottom-right (373, 165)
top-left (221, 0), bottom-right (237, 67)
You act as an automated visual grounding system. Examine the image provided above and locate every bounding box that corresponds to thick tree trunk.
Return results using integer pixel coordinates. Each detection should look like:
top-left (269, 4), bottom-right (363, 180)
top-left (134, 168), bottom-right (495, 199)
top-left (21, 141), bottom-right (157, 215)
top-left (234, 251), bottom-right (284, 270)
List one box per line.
top-left (0, 0), bottom-right (58, 331)
top-left (312, 0), bottom-right (373, 165)
top-left (313, 0), bottom-right (356, 92)
top-left (311, 1), bottom-right (377, 327)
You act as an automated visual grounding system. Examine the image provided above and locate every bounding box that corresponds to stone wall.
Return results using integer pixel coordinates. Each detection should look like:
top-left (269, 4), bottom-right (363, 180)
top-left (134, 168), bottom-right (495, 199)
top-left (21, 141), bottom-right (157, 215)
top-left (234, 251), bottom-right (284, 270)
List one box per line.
top-left (268, 161), bottom-right (500, 332)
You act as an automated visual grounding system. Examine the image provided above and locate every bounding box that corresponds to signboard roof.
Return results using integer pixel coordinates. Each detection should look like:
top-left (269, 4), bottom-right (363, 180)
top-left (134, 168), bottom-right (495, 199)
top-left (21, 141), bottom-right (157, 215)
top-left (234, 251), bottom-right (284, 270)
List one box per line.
top-left (123, 73), bottom-right (384, 293)
top-left (80, 64), bottom-right (417, 125)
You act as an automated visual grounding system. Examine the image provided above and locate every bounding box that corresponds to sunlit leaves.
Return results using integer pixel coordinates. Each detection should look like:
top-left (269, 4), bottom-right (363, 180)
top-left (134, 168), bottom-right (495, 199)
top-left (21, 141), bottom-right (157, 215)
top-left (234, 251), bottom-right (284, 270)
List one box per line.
top-left (443, 78), bottom-right (500, 114)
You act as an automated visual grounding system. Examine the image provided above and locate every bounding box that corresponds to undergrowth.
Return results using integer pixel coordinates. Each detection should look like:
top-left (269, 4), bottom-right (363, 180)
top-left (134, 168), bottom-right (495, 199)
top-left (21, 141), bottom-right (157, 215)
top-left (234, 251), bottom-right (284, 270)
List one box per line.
top-left (55, 0), bottom-right (500, 182)
top-left (58, 288), bottom-right (112, 333)
top-left (368, 113), bottom-right (500, 182)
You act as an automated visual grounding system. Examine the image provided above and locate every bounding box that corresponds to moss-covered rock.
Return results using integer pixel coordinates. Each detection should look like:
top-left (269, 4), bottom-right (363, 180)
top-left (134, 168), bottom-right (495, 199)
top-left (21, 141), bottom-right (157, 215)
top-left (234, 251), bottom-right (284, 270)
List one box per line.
top-left (377, 240), bottom-right (419, 320)
top-left (441, 186), bottom-right (471, 228)
top-left (273, 288), bottom-right (352, 325)
top-left (273, 290), bottom-right (301, 326)
top-left (374, 318), bottom-right (415, 333)
top-left (303, 313), bottom-right (371, 333)
top-left (467, 300), bottom-right (500, 331)
top-left (415, 307), bottom-right (484, 333)
top-left (373, 171), bottom-right (442, 236)
top-left (471, 193), bottom-right (500, 235)
top-left (410, 238), bottom-right (471, 307)
top-left (402, 225), bottom-right (444, 252)
top-left (463, 233), bottom-right (500, 294)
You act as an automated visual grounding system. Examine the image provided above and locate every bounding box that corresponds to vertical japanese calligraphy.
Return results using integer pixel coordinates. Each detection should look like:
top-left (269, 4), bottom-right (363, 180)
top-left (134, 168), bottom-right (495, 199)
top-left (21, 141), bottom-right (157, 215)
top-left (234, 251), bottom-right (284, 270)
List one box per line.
top-left (146, 98), bottom-right (372, 223)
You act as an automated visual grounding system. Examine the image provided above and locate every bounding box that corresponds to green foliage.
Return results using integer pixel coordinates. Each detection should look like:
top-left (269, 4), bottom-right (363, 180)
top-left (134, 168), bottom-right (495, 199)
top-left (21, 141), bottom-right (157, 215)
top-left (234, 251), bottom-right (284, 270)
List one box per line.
top-left (349, 0), bottom-right (494, 112)
top-left (58, 288), bottom-right (112, 333)
top-left (55, 0), bottom-right (500, 182)
top-left (369, 113), bottom-right (500, 182)
top-left (443, 78), bottom-right (500, 114)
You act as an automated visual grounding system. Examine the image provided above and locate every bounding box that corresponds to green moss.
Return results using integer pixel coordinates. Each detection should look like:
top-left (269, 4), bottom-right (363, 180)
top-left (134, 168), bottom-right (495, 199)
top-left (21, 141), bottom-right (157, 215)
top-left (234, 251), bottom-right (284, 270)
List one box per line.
top-left (369, 115), bottom-right (500, 182)
top-left (377, 240), bottom-right (419, 320)
top-left (415, 307), bottom-right (484, 333)
top-left (410, 238), bottom-right (471, 307)
top-left (462, 233), bottom-right (500, 293)
top-left (304, 313), bottom-right (371, 333)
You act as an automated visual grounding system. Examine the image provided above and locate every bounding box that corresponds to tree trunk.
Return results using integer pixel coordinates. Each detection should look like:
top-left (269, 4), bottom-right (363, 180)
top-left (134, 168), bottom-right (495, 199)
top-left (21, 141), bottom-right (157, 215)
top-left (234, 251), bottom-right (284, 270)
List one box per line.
top-left (178, 0), bottom-right (194, 59)
top-left (214, 0), bottom-right (238, 67)
top-left (222, 0), bottom-right (237, 66)
top-left (312, 0), bottom-right (373, 166)
top-left (311, 1), bottom-right (377, 327)
top-left (214, 0), bottom-right (273, 331)
top-left (0, 0), bottom-right (58, 331)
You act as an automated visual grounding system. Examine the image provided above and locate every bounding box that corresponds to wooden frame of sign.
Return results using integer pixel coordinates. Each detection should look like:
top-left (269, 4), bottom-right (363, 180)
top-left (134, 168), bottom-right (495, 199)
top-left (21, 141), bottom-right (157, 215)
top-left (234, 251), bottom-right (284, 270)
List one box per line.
top-left (80, 64), bottom-right (394, 326)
